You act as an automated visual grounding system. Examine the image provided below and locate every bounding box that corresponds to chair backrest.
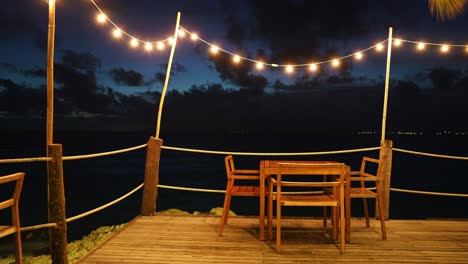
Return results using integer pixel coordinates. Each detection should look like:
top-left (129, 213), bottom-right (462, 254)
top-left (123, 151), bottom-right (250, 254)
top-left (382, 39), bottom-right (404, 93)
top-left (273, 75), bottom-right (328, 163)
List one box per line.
top-left (359, 157), bottom-right (382, 180)
top-left (0, 172), bottom-right (25, 213)
top-left (277, 162), bottom-right (346, 188)
top-left (224, 155), bottom-right (235, 179)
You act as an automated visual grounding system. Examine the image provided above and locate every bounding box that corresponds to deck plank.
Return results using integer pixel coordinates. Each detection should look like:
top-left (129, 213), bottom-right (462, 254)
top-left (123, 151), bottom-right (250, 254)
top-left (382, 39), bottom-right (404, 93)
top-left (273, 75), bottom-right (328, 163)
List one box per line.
top-left (79, 216), bottom-right (468, 263)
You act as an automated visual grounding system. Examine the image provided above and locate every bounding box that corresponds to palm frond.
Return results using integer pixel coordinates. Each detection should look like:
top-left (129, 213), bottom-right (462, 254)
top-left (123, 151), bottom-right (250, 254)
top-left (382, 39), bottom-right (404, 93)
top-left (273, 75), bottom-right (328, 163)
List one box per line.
top-left (428, 0), bottom-right (467, 21)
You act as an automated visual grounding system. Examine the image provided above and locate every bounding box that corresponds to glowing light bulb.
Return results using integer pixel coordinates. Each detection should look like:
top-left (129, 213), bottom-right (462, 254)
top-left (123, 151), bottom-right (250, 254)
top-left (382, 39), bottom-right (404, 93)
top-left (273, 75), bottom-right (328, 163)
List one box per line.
top-left (233, 55), bottom-right (241, 64)
top-left (144, 43), bottom-right (153, 51)
top-left (465, 45), bottom-right (468, 53)
top-left (191, 33), bottom-right (198, 41)
top-left (130, 38), bottom-right (139, 48)
top-left (210, 45), bottom-right (219, 54)
top-left (393, 39), bottom-right (402, 47)
top-left (96, 13), bottom-right (106, 24)
top-left (112, 29), bottom-right (122, 38)
top-left (332, 59), bottom-right (340, 67)
top-left (256, 62), bottom-right (264, 70)
top-left (178, 30), bottom-right (185, 38)
top-left (376, 43), bottom-right (384, 51)
top-left (157, 42), bottom-right (165, 50)
top-left (355, 52), bottom-right (363, 60)
top-left (168, 37), bottom-right (174, 45)
top-left (309, 63), bottom-right (317, 72)
top-left (417, 42), bottom-right (426, 50)
top-left (285, 65), bottom-right (294, 74)
top-left (440, 44), bottom-right (449, 53)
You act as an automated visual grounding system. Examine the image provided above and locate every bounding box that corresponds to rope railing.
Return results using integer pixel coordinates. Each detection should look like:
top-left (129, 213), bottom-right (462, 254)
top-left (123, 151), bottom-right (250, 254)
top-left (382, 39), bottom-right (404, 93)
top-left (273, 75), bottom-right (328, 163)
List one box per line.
top-left (161, 145), bottom-right (381, 156)
top-left (393, 147), bottom-right (468, 160)
top-left (390, 187), bottom-right (468, 197)
top-left (19, 183), bottom-right (144, 232)
top-left (63, 144), bottom-right (147, 161)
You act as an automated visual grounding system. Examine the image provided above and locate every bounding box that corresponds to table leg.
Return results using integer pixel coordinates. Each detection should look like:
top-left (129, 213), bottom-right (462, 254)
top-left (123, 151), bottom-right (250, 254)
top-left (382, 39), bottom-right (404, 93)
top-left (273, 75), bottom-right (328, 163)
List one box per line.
top-left (259, 169), bottom-right (265, 240)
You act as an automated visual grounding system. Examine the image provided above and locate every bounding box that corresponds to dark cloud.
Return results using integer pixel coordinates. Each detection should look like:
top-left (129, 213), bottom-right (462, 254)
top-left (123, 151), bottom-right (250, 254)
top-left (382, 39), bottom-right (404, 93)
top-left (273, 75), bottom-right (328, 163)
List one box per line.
top-left (0, 63), bottom-right (19, 72)
top-left (153, 62), bottom-right (188, 84)
top-left (23, 67), bottom-right (46, 77)
top-left (109, 68), bottom-right (145, 86)
top-left (61, 50), bottom-right (101, 72)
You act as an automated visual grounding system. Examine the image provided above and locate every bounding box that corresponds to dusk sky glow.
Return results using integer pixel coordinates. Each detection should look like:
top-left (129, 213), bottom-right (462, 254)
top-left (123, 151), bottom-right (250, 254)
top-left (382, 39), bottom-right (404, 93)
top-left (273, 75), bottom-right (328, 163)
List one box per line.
top-left (1, 0), bottom-right (467, 95)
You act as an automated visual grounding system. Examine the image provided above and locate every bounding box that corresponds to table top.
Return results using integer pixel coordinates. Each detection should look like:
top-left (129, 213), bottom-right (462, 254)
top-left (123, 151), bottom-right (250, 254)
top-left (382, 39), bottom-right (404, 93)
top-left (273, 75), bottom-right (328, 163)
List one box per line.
top-left (260, 160), bottom-right (342, 169)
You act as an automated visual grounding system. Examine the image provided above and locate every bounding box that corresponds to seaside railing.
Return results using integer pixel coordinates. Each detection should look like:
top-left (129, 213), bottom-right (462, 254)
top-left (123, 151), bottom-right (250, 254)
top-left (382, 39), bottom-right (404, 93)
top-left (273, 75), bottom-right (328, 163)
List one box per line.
top-left (1, 140), bottom-right (467, 233)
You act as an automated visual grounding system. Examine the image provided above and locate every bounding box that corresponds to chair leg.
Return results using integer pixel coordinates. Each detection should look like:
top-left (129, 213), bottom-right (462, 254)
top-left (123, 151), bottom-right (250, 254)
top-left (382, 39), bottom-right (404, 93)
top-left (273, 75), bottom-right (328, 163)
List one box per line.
top-left (363, 198), bottom-right (370, 227)
top-left (14, 229), bottom-right (23, 264)
top-left (340, 204), bottom-right (345, 253)
top-left (267, 182), bottom-right (274, 240)
top-left (276, 202), bottom-right (281, 253)
top-left (219, 189), bottom-right (232, 237)
top-left (332, 206), bottom-right (338, 241)
top-left (323, 207), bottom-right (328, 227)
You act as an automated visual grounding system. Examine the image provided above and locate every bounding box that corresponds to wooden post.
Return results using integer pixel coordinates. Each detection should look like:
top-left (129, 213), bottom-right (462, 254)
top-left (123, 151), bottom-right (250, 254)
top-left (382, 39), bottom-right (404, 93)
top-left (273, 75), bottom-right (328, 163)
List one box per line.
top-left (377, 140), bottom-right (393, 220)
top-left (141, 137), bottom-right (163, 215)
top-left (47, 144), bottom-right (68, 264)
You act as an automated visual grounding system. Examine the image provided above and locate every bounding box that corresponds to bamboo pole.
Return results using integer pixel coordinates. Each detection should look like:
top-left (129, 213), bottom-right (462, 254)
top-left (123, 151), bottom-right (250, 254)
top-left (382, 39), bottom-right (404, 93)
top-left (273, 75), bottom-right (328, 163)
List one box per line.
top-left (48, 144), bottom-right (68, 264)
top-left (155, 12), bottom-right (181, 139)
top-left (141, 137), bottom-right (163, 215)
top-left (46, 0), bottom-right (56, 146)
top-left (380, 27), bottom-right (393, 142)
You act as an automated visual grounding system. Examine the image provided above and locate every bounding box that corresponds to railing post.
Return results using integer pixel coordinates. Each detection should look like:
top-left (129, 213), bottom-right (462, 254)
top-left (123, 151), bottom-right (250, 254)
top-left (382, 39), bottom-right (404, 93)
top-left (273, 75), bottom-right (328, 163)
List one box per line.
top-left (47, 144), bottom-right (68, 264)
top-left (378, 140), bottom-right (393, 220)
top-left (141, 137), bottom-right (163, 215)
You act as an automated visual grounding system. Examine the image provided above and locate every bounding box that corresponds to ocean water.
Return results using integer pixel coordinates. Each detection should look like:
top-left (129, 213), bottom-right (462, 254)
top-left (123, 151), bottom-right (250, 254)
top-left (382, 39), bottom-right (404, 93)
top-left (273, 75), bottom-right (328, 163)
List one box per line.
top-left (0, 130), bottom-right (467, 242)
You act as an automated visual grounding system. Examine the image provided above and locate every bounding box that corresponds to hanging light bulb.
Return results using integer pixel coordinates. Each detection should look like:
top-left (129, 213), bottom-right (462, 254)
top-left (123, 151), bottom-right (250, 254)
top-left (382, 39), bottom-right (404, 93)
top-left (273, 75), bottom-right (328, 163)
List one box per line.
top-left (178, 30), bottom-right (186, 38)
top-left (130, 38), bottom-right (139, 48)
top-left (355, 52), bottom-right (363, 60)
top-left (191, 33), bottom-right (199, 41)
top-left (440, 44), bottom-right (449, 53)
top-left (168, 37), bottom-right (175, 46)
top-left (285, 65), bottom-right (294, 74)
top-left (157, 42), bottom-right (165, 50)
top-left (210, 45), bottom-right (219, 54)
top-left (233, 55), bottom-right (241, 64)
top-left (256, 62), bottom-right (264, 70)
top-left (393, 39), bottom-right (402, 47)
top-left (144, 42), bottom-right (153, 51)
top-left (376, 43), bottom-right (384, 51)
top-left (112, 29), bottom-right (122, 38)
top-left (465, 45), bottom-right (468, 53)
top-left (309, 63), bottom-right (318, 72)
top-left (417, 42), bottom-right (426, 51)
top-left (96, 13), bottom-right (107, 24)
top-left (331, 59), bottom-right (340, 67)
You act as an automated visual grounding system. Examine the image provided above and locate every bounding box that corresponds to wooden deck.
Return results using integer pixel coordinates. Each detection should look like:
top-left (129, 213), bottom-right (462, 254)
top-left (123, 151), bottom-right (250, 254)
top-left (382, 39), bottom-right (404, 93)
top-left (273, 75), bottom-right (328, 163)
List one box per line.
top-left (79, 215), bottom-right (468, 263)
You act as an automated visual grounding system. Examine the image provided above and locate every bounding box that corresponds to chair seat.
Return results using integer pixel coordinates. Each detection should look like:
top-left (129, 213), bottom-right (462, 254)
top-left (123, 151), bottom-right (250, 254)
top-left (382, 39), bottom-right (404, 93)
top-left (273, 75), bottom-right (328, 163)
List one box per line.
top-left (231, 185), bottom-right (260, 196)
top-left (350, 187), bottom-right (377, 198)
top-left (280, 194), bottom-right (338, 206)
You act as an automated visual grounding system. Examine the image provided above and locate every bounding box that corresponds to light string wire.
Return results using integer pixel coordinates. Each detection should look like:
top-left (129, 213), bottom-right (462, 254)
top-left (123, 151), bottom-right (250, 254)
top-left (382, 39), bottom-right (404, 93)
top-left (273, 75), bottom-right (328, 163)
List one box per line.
top-left (180, 27), bottom-right (389, 68)
top-left (399, 38), bottom-right (467, 47)
top-left (89, 0), bottom-right (172, 45)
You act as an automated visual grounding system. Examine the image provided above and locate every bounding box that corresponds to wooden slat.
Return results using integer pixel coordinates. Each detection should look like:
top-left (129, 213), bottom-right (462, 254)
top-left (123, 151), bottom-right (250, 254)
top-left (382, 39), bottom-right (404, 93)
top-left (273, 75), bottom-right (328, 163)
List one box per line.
top-left (78, 216), bottom-right (468, 264)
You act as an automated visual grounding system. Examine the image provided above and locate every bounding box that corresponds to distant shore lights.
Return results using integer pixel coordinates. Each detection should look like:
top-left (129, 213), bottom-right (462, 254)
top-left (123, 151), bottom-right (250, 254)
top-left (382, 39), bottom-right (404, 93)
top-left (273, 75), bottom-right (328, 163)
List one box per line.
top-left (87, 0), bottom-right (468, 74)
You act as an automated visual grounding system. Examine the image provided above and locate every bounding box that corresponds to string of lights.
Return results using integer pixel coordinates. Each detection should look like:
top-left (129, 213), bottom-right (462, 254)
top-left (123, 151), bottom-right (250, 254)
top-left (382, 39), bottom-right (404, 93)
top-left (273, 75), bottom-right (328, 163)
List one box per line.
top-left (86, 0), bottom-right (467, 73)
top-left (89, 0), bottom-right (173, 52)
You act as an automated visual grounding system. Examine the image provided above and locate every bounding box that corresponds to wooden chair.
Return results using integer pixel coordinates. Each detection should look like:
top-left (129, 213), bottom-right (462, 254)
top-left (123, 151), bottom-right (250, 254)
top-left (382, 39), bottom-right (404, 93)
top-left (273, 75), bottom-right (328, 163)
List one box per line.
top-left (219, 155), bottom-right (261, 236)
top-left (349, 157), bottom-right (387, 239)
top-left (268, 163), bottom-right (346, 253)
top-left (0, 172), bottom-right (25, 264)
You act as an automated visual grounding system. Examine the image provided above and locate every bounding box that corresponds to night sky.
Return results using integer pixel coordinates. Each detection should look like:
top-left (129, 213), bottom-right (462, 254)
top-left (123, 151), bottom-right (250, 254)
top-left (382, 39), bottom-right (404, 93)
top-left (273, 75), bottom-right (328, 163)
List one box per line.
top-left (1, 0), bottom-right (467, 132)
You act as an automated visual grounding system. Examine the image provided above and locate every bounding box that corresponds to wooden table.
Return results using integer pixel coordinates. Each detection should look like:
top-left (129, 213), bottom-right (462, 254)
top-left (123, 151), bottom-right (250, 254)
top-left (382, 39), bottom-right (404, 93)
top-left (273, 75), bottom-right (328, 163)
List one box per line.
top-left (259, 160), bottom-right (351, 241)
